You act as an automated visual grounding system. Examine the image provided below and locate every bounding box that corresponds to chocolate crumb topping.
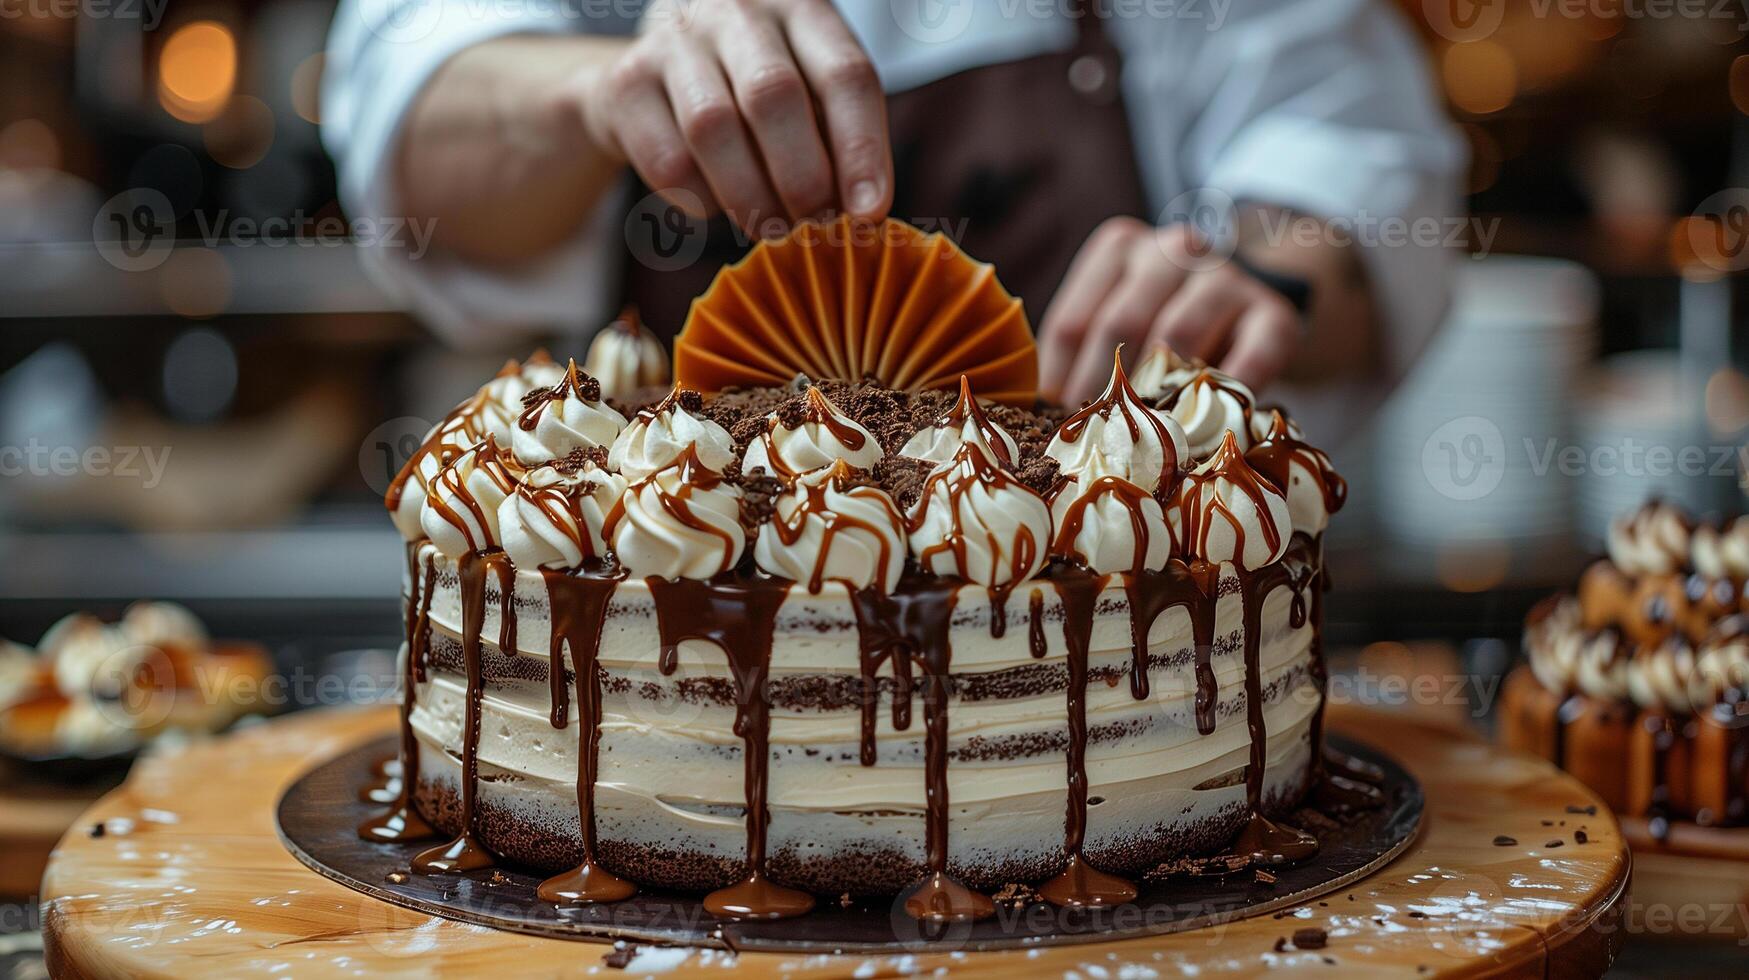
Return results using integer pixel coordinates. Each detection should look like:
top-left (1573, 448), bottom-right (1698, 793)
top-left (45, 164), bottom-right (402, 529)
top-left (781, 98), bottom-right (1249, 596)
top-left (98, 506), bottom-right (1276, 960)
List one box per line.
top-left (550, 446), bottom-right (609, 474)
top-left (1574, 829), bottom-right (1588, 843)
top-left (872, 455), bottom-right (934, 512)
top-left (989, 882), bottom-right (1039, 908)
top-left (736, 468), bottom-right (786, 531)
top-left (676, 389), bottom-right (703, 413)
top-left (602, 944), bottom-right (636, 969)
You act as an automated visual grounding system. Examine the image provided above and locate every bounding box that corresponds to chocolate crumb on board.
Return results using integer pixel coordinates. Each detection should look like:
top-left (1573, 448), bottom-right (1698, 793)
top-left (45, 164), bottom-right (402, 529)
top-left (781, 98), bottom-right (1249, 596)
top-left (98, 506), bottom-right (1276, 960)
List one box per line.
top-left (1491, 835), bottom-right (1517, 846)
top-left (88, 823), bottom-right (105, 838)
top-left (1544, 839), bottom-right (1564, 848)
top-left (1272, 937), bottom-right (1289, 953)
top-left (1566, 804), bottom-right (1598, 815)
top-left (1575, 829), bottom-right (1589, 844)
top-left (1293, 927), bottom-right (1329, 949)
top-left (839, 892), bottom-right (854, 910)
top-left (603, 944), bottom-right (637, 969)
top-left (1254, 868), bottom-right (1277, 886)
top-left (1407, 911), bottom-right (1428, 919)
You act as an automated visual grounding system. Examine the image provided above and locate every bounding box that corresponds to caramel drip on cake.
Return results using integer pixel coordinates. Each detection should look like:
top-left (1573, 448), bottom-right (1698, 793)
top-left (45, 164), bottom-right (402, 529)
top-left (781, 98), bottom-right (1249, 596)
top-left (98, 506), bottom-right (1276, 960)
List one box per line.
top-left (907, 445), bottom-right (1041, 644)
top-left (1039, 570), bottom-right (1138, 908)
top-left (1229, 559), bottom-right (1318, 866)
top-left (538, 565), bottom-right (635, 904)
top-left (517, 475), bottom-right (608, 563)
top-left (358, 544), bottom-right (437, 843)
top-left (767, 461), bottom-right (902, 594)
top-left (1246, 412), bottom-right (1349, 516)
top-left (410, 550), bottom-right (505, 874)
top-left (385, 392), bottom-right (492, 514)
top-left (848, 583), bottom-right (995, 922)
top-left (648, 575), bottom-right (813, 920)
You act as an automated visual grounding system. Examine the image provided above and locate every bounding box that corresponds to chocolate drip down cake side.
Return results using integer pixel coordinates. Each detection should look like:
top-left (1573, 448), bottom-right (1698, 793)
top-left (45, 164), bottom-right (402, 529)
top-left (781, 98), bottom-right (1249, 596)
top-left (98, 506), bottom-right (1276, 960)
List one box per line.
top-left (363, 217), bottom-right (1351, 922)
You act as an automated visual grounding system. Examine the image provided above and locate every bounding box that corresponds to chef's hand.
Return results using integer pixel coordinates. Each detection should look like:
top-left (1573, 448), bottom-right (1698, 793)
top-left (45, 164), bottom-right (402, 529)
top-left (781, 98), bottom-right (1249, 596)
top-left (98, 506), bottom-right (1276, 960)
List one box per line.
top-left (583, 0), bottom-right (893, 235)
top-left (1039, 218), bottom-right (1304, 404)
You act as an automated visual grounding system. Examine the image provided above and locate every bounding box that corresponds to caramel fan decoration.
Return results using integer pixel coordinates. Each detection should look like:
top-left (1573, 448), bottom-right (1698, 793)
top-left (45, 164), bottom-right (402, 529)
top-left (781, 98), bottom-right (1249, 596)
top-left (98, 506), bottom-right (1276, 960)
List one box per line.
top-left (674, 215), bottom-right (1037, 404)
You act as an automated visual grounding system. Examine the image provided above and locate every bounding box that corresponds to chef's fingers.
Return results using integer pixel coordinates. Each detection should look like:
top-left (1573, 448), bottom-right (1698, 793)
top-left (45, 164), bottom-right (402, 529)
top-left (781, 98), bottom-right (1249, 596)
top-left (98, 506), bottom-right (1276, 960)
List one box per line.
top-left (1147, 266), bottom-right (1250, 364)
top-left (715, 11), bottom-right (836, 223)
top-left (663, 43), bottom-right (784, 236)
top-left (1218, 294), bottom-right (1300, 390)
top-left (1062, 242), bottom-right (1188, 403)
top-left (1039, 217), bottom-right (1146, 400)
top-left (596, 55), bottom-right (714, 217)
top-left (784, 1), bottom-right (892, 220)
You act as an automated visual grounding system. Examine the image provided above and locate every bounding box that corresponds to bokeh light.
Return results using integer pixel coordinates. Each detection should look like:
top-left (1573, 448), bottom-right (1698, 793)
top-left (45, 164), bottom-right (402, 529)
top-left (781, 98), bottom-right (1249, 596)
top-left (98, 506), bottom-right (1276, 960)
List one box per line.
top-left (1436, 539), bottom-right (1510, 594)
top-left (1732, 56), bottom-right (1749, 116)
top-left (1442, 42), bottom-right (1517, 116)
top-left (292, 54), bottom-right (325, 126)
top-left (204, 96), bottom-right (275, 170)
top-left (0, 119), bottom-right (60, 171)
top-left (158, 22), bottom-right (238, 124)
top-left (1706, 368), bottom-right (1749, 437)
top-left (158, 247), bottom-right (232, 319)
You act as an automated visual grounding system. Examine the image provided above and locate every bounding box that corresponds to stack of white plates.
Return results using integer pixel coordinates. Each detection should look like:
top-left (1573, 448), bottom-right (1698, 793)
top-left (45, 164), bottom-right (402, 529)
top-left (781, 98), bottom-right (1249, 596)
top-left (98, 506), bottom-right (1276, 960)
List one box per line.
top-left (1375, 256), bottom-right (1597, 582)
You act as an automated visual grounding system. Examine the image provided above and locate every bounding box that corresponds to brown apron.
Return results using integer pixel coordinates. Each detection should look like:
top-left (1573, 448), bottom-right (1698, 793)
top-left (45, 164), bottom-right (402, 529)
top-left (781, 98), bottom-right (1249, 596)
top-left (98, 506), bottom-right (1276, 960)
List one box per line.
top-left (622, 5), bottom-right (1150, 342)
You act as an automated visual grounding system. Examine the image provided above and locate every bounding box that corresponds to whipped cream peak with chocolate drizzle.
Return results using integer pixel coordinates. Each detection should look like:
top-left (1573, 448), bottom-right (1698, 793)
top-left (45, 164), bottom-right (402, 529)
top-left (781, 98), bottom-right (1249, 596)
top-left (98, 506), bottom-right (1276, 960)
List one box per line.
top-left (1692, 519), bottom-right (1749, 581)
top-left (421, 434), bottom-right (524, 559)
top-left (1046, 350), bottom-right (1186, 495)
top-left (1169, 430), bottom-right (1290, 571)
top-left (755, 460), bottom-right (907, 592)
top-left (742, 385), bottom-right (883, 478)
top-left (607, 446), bottom-right (746, 580)
top-left (1049, 469), bottom-right (1172, 575)
top-left (1162, 367), bottom-right (1256, 459)
top-left (900, 375), bottom-right (1021, 468)
top-left (908, 442), bottom-right (1052, 588)
top-left (1244, 410), bottom-right (1347, 536)
top-left (1607, 499), bottom-right (1693, 577)
top-left (511, 360), bottom-right (627, 468)
top-left (1130, 343), bottom-right (1204, 399)
top-left (499, 455), bottom-right (628, 571)
top-left (608, 386), bottom-right (737, 481)
top-left (584, 306), bottom-right (669, 399)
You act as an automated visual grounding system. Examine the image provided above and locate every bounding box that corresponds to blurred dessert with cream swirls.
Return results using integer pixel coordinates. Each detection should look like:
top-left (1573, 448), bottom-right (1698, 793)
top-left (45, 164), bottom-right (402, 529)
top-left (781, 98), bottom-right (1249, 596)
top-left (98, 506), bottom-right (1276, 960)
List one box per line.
top-left (1502, 499), bottom-right (1749, 836)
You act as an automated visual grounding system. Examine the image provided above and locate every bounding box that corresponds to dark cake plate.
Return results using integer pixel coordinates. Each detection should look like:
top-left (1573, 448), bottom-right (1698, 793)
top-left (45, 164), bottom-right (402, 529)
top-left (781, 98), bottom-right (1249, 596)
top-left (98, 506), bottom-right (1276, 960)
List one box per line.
top-left (276, 734), bottom-right (1421, 954)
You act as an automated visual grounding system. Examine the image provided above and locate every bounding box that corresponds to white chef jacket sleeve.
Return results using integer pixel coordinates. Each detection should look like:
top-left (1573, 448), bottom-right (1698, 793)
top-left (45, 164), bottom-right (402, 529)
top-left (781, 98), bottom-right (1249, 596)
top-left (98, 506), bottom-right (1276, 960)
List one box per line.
top-left (1116, 0), bottom-right (1467, 385)
top-left (321, 0), bottom-right (623, 349)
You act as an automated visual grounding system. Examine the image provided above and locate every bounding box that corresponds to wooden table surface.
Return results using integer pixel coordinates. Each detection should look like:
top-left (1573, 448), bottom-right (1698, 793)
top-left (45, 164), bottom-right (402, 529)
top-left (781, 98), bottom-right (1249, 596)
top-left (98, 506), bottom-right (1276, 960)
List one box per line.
top-left (39, 703), bottom-right (1629, 978)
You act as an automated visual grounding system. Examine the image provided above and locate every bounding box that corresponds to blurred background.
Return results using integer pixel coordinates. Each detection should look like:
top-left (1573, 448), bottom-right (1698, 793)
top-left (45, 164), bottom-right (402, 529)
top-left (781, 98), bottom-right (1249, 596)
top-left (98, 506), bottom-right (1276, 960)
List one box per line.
top-left (0, 2), bottom-right (1748, 974)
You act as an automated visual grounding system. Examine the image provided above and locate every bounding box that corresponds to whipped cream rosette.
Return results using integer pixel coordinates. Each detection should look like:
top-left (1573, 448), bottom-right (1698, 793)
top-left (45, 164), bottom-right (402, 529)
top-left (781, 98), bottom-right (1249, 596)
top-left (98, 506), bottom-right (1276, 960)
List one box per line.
top-left (1129, 343), bottom-right (1204, 399)
top-left (1162, 367), bottom-right (1257, 459)
top-left (607, 448), bottom-right (746, 579)
top-left (608, 387), bottom-right (737, 481)
top-left (584, 307), bottom-right (669, 398)
top-left (1169, 430), bottom-right (1290, 570)
top-left (499, 452), bottom-right (628, 571)
top-left (421, 435), bottom-right (523, 558)
top-left (1692, 518), bottom-right (1749, 581)
top-left (510, 360), bottom-right (627, 468)
top-left (1607, 500), bottom-right (1692, 577)
top-left (900, 376), bottom-right (1021, 467)
top-left (1044, 355), bottom-right (1182, 574)
top-left (755, 461), bottom-right (907, 592)
top-left (742, 386), bottom-right (883, 478)
top-left (907, 442), bottom-right (1052, 587)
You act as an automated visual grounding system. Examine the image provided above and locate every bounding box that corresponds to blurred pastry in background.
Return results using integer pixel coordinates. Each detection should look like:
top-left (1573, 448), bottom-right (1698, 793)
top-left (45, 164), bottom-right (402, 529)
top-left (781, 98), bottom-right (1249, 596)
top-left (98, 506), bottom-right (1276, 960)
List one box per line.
top-left (1501, 500), bottom-right (1749, 837)
top-left (0, 601), bottom-right (273, 760)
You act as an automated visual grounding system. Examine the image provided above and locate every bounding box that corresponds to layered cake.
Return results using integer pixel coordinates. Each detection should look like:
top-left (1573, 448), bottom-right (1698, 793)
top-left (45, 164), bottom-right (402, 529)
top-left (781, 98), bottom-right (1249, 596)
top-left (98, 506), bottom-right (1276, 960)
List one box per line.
top-left (1501, 500), bottom-right (1749, 835)
top-left (364, 217), bottom-right (1349, 921)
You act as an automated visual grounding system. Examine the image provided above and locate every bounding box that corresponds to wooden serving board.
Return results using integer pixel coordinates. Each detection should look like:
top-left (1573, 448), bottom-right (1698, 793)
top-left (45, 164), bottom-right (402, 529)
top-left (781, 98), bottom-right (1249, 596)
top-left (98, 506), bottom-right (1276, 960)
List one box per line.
top-left (39, 704), bottom-right (1630, 978)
